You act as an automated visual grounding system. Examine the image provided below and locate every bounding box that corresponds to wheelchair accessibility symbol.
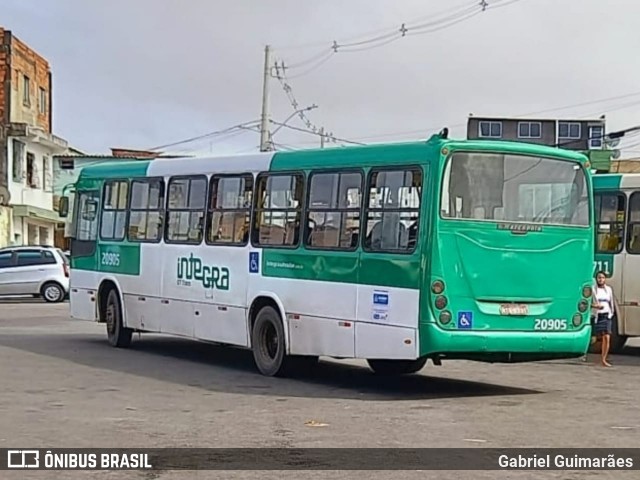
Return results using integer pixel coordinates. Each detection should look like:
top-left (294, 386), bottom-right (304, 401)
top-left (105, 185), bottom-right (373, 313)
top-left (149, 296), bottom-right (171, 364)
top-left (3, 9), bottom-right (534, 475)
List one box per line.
top-left (249, 252), bottom-right (259, 274)
top-left (457, 311), bottom-right (473, 329)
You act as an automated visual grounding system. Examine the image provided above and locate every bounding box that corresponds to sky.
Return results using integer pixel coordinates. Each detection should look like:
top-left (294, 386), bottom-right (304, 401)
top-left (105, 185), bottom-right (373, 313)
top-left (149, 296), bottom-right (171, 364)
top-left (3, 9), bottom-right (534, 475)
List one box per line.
top-left (2, 0), bottom-right (640, 157)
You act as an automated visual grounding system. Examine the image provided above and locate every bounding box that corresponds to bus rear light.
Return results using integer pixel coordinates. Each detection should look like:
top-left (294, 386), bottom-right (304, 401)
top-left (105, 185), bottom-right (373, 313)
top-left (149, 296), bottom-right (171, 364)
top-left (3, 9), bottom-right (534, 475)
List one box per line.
top-left (435, 295), bottom-right (448, 309)
top-left (578, 300), bottom-right (589, 313)
top-left (582, 286), bottom-right (592, 298)
top-left (431, 280), bottom-right (445, 294)
top-left (572, 313), bottom-right (582, 327)
top-left (439, 310), bottom-right (452, 325)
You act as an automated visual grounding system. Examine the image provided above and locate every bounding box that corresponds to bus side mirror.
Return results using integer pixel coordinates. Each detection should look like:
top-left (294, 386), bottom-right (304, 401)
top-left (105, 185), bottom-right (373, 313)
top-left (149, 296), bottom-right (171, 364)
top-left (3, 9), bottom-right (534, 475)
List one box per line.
top-left (59, 196), bottom-right (69, 218)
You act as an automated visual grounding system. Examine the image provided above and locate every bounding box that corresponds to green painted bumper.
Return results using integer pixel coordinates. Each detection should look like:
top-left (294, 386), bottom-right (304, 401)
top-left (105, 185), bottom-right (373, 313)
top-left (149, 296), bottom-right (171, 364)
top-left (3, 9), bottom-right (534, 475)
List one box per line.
top-left (421, 324), bottom-right (591, 362)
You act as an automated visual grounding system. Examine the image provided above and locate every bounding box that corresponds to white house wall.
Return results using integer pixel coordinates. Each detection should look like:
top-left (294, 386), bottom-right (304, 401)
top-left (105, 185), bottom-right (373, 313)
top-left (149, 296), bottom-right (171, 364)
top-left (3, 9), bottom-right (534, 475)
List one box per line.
top-left (7, 136), bottom-right (54, 209)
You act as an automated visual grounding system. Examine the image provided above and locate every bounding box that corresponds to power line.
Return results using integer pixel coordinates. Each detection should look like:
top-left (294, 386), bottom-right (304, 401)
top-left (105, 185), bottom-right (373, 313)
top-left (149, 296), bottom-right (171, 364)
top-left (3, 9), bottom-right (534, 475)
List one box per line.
top-left (148, 120), bottom-right (260, 150)
top-left (513, 90), bottom-right (640, 119)
top-left (276, 0), bottom-right (524, 78)
top-left (348, 90), bottom-right (640, 142)
top-left (273, 0), bottom-right (479, 52)
top-left (272, 61), bottom-right (344, 147)
top-left (269, 120), bottom-right (365, 146)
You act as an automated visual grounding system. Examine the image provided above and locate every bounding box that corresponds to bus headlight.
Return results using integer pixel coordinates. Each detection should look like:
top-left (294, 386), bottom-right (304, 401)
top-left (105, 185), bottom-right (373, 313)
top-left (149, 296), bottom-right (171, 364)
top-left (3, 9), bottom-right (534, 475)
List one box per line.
top-left (435, 295), bottom-right (448, 310)
top-left (431, 280), bottom-right (445, 294)
top-left (572, 313), bottom-right (583, 327)
top-left (582, 285), bottom-right (592, 298)
top-left (578, 300), bottom-right (589, 313)
top-left (439, 310), bottom-right (452, 324)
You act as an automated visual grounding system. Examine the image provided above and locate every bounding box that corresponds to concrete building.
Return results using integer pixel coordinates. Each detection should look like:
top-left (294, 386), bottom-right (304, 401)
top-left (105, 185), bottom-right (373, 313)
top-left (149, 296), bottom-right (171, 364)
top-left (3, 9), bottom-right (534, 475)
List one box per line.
top-left (466, 115), bottom-right (612, 171)
top-left (0, 27), bottom-right (68, 247)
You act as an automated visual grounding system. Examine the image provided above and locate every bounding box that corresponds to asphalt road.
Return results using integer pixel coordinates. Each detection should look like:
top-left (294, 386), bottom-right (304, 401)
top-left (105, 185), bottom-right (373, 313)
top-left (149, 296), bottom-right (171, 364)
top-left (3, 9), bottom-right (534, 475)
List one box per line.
top-left (1, 300), bottom-right (639, 480)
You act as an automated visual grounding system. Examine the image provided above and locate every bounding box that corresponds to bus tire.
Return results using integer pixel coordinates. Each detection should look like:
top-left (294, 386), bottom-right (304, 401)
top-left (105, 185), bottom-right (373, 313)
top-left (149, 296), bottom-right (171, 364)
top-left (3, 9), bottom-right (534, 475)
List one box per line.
top-left (609, 317), bottom-right (628, 354)
top-left (251, 306), bottom-right (290, 377)
top-left (367, 358), bottom-right (427, 375)
top-left (104, 288), bottom-right (132, 348)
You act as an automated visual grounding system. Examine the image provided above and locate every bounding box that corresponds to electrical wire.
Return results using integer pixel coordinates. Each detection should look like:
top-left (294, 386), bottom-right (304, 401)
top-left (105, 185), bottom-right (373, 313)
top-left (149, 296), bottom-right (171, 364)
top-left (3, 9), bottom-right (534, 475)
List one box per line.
top-left (269, 120), bottom-right (365, 145)
top-left (272, 0), bottom-right (477, 51)
top-left (147, 120), bottom-right (260, 150)
top-left (277, 0), bottom-right (523, 78)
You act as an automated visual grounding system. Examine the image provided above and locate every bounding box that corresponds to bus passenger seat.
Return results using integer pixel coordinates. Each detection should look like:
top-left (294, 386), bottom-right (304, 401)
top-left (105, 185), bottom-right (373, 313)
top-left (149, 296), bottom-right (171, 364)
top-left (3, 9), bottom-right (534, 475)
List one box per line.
top-left (370, 215), bottom-right (408, 250)
top-left (310, 226), bottom-right (339, 248)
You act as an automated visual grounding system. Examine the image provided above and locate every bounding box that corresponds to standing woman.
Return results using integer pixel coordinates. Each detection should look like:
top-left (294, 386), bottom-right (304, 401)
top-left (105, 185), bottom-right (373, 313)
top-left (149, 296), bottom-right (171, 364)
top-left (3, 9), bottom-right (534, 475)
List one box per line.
top-left (592, 271), bottom-right (617, 367)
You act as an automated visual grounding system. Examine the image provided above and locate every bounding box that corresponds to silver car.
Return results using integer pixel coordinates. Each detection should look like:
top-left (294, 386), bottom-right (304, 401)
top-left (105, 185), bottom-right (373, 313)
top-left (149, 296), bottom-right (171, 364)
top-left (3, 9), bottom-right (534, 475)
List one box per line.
top-left (0, 246), bottom-right (70, 302)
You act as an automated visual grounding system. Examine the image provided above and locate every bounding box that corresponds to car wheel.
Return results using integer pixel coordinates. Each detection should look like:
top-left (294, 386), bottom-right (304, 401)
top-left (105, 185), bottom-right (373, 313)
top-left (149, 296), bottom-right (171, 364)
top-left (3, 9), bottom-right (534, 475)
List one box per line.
top-left (41, 282), bottom-right (65, 303)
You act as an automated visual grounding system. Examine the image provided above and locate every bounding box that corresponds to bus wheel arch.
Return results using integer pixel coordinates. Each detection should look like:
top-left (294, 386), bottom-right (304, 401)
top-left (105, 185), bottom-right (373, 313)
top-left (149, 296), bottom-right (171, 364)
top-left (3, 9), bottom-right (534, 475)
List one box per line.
top-left (97, 279), bottom-right (120, 323)
top-left (98, 280), bottom-right (132, 348)
top-left (248, 295), bottom-right (318, 376)
top-left (248, 295), bottom-right (289, 352)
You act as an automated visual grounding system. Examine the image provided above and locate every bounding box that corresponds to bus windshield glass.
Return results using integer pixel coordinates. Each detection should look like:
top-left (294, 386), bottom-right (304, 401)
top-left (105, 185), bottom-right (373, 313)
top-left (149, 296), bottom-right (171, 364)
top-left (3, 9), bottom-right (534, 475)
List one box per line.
top-left (441, 152), bottom-right (589, 226)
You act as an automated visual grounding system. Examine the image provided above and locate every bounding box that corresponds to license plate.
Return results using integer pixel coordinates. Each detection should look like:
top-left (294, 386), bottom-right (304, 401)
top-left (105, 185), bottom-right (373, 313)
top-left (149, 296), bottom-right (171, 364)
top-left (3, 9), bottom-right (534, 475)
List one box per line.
top-left (500, 304), bottom-right (528, 316)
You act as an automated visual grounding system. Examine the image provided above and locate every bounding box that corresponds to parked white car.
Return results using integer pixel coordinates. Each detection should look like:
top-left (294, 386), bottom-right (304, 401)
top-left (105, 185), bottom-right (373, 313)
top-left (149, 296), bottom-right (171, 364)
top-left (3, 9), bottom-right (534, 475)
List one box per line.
top-left (0, 246), bottom-right (70, 302)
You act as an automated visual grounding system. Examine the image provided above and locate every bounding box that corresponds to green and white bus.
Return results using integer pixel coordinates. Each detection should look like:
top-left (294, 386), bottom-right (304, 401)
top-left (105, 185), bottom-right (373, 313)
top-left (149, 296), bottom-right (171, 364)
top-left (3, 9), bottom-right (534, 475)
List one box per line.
top-left (60, 133), bottom-right (594, 376)
top-left (593, 173), bottom-right (640, 352)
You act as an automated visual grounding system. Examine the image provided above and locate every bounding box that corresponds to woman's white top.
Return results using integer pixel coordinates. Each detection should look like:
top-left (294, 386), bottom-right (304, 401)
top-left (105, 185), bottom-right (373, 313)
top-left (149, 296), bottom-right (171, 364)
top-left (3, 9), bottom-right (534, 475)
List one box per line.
top-left (594, 284), bottom-right (614, 319)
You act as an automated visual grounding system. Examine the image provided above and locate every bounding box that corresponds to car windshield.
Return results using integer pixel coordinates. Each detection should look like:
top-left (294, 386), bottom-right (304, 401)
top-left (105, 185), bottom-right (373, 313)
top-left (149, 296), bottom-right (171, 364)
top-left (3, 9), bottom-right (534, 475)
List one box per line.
top-left (441, 151), bottom-right (589, 227)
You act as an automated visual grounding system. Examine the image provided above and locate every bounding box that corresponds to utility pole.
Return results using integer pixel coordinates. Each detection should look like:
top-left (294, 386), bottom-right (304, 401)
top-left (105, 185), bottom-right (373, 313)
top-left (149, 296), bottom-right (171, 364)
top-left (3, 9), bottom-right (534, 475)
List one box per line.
top-left (319, 127), bottom-right (325, 148)
top-left (259, 45), bottom-right (272, 152)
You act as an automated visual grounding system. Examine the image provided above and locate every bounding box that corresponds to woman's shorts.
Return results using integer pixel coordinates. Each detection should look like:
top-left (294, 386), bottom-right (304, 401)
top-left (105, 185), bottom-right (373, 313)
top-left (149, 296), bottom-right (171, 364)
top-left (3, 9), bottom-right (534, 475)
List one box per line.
top-left (593, 314), bottom-right (612, 335)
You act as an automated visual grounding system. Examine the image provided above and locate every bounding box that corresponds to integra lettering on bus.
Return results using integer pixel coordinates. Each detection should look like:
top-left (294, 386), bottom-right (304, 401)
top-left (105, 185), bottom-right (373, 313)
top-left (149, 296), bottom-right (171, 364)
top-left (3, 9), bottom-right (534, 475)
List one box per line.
top-left (176, 253), bottom-right (230, 290)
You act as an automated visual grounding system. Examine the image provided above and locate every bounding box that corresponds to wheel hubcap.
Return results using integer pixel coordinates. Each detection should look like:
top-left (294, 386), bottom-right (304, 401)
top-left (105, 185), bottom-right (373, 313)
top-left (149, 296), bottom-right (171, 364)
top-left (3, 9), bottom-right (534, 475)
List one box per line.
top-left (45, 286), bottom-right (60, 301)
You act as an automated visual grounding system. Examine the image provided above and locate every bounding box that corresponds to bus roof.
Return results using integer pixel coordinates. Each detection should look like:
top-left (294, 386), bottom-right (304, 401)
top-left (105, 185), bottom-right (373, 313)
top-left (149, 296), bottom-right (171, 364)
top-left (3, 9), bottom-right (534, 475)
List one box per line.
top-left (75, 136), bottom-right (588, 181)
top-left (593, 172), bottom-right (640, 190)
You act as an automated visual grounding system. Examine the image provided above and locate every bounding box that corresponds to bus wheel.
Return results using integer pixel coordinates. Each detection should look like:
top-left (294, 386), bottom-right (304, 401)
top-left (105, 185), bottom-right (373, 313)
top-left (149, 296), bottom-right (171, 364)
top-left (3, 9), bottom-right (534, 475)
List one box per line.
top-left (367, 358), bottom-right (427, 375)
top-left (104, 289), bottom-right (132, 348)
top-left (609, 318), bottom-right (628, 354)
top-left (251, 306), bottom-right (290, 377)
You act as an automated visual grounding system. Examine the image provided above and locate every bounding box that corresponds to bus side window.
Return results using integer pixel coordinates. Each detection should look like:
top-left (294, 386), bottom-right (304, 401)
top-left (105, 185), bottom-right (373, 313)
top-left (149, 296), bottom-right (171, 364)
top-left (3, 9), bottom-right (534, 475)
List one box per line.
top-left (252, 172), bottom-right (304, 248)
top-left (305, 170), bottom-right (363, 251)
top-left (627, 192), bottom-right (640, 254)
top-left (206, 174), bottom-right (253, 246)
top-left (595, 192), bottom-right (625, 254)
top-left (165, 176), bottom-right (207, 245)
top-left (128, 178), bottom-right (165, 243)
top-left (100, 180), bottom-right (129, 241)
top-left (364, 167), bottom-right (422, 253)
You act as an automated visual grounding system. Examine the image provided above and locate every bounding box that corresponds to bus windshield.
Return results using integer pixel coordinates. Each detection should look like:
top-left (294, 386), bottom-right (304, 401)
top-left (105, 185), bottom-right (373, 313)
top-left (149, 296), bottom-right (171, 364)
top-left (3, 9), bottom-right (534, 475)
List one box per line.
top-left (441, 152), bottom-right (589, 227)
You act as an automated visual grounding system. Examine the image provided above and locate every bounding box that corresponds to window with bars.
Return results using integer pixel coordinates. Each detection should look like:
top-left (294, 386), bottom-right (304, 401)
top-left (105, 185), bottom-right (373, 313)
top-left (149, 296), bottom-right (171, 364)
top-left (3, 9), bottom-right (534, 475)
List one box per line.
top-left (594, 192), bottom-right (625, 254)
top-left (364, 168), bottom-right (422, 253)
top-left (206, 174), bottom-right (253, 246)
top-left (304, 170), bottom-right (362, 251)
top-left (128, 178), bottom-right (165, 243)
top-left (252, 173), bottom-right (304, 247)
top-left (100, 180), bottom-right (129, 241)
top-left (164, 176), bottom-right (207, 244)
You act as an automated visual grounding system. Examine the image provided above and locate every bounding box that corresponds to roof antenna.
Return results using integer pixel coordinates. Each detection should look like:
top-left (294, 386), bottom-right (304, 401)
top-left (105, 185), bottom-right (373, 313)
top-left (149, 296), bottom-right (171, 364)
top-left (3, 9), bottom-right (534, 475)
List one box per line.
top-left (439, 127), bottom-right (449, 139)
